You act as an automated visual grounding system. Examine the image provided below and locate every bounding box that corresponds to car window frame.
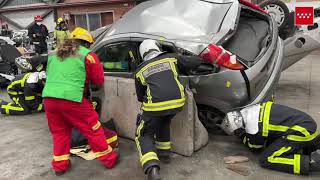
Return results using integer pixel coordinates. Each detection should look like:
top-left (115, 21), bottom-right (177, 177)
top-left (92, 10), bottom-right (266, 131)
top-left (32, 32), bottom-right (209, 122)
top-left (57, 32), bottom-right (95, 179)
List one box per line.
top-left (93, 37), bottom-right (138, 79)
top-left (93, 36), bottom-right (179, 79)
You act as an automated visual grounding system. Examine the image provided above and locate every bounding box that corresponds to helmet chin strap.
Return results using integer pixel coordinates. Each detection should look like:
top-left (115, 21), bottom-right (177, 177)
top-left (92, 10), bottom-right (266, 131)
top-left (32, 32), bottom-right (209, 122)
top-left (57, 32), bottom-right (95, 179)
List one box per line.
top-left (241, 115), bottom-right (246, 129)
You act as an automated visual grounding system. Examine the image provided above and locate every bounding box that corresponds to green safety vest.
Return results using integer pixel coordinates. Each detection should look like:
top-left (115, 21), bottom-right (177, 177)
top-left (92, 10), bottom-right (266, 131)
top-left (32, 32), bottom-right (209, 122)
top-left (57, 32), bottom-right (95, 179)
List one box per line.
top-left (42, 46), bottom-right (91, 102)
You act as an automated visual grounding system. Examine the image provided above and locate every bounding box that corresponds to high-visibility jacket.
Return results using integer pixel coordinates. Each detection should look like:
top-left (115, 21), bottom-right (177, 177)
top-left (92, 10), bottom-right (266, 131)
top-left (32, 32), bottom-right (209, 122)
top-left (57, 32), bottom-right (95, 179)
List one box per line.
top-left (240, 102), bottom-right (319, 175)
top-left (6, 73), bottom-right (44, 112)
top-left (242, 102), bottom-right (318, 149)
top-left (135, 53), bottom-right (185, 116)
top-left (7, 73), bottom-right (31, 96)
top-left (54, 29), bottom-right (71, 45)
top-left (42, 46), bottom-right (91, 102)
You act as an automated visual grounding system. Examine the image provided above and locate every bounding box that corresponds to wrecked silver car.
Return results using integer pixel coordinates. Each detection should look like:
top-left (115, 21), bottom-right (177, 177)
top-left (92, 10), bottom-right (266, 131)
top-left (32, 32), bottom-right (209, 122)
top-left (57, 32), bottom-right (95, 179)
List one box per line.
top-left (91, 0), bottom-right (284, 129)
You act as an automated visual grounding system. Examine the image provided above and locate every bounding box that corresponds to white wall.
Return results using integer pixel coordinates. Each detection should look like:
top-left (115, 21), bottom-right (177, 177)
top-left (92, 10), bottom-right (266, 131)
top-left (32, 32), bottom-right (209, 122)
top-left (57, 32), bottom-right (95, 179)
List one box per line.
top-left (2, 9), bottom-right (55, 31)
top-left (42, 11), bottom-right (55, 32)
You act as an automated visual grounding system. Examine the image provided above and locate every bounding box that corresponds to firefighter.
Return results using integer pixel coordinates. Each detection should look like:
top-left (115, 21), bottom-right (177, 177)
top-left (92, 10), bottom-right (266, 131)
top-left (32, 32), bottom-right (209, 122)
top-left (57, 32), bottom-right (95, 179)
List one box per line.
top-left (0, 71), bottom-right (46, 115)
top-left (28, 15), bottom-right (49, 55)
top-left (53, 17), bottom-right (70, 48)
top-left (135, 39), bottom-right (186, 180)
top-left (42, 27), bottom-right (118, 175)
top-left (219, 101), bottom-right (320, 175)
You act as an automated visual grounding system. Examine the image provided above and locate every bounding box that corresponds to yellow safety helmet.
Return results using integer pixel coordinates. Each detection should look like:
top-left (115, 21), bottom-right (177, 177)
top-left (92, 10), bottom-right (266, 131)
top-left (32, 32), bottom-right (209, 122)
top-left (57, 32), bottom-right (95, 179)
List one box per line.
top-left (57, 17), bottom-right (65, 24)
top-left (71, 27), bottom-right (94, 44)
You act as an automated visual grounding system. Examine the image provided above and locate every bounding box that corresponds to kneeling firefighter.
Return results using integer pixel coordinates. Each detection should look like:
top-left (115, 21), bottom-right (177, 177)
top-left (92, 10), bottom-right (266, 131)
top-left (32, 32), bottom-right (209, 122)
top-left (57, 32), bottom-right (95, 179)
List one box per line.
top-left (220, 101), bottom-right (320, 175)
top-left (42, 27), bottom-right (118, 175)
top-left (135, 39), bottom-right (186, 180)
top-left (0, 71), bottom-right (46, 115)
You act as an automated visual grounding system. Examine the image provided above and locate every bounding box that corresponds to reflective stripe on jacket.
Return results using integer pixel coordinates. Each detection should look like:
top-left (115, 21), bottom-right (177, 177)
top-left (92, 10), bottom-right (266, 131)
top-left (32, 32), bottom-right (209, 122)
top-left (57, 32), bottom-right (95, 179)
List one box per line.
top-left (244, 102), bottom-right (319, 150)
top-left (135, 53), bottom-right (185, 112)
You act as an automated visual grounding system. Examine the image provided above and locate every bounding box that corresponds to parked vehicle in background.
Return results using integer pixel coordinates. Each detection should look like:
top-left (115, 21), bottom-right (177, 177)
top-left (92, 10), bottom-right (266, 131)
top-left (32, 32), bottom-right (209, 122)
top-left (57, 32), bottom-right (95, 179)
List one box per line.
top-left (0, 36), bottom-right (15, 46)
top-left (258, 0), bottom-right (290, 36)
top-left (255, 0), bottom-right (320, 39)
top-left (282, 14), bottom-right (320, 70)
top-left (0, 45), bottom-right (22, 88)
top-left (11, 30), bottom-right (30, 48)
top-left (255, 0), bottom-right (320, 70)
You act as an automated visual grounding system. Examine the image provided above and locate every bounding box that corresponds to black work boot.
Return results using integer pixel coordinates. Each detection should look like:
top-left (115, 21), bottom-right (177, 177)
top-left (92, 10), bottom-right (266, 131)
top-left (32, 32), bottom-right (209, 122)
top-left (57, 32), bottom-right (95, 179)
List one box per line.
top-left (157, 150), bottom-right (171, 164)
top-left (312, 136), bottom-right (320, 150)
top-left (147, 166), bottom-right (161, 180)
top-left (102, 118), bottom-right (117, 132)
top-left (310, 150), bottom-right (320, 171)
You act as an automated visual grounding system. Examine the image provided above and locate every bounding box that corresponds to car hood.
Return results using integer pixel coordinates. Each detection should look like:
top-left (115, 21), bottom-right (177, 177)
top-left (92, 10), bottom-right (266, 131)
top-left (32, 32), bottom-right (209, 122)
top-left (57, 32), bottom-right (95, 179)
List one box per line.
top-left (107, 0), bottom-right (238, 43)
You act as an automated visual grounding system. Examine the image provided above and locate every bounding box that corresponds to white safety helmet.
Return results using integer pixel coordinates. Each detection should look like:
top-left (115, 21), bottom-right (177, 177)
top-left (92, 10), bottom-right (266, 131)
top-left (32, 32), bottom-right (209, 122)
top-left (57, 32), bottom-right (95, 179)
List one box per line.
top-left (139, 39), bottom-right (161, 60)
top-left (26, 71), bottom-right (46, 84)
top-left (219, 111), bottom-right (244, 135)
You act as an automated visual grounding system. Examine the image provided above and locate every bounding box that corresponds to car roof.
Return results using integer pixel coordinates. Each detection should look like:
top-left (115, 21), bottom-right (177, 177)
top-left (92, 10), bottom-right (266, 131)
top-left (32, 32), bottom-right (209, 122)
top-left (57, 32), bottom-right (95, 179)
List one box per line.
top-left (106, 0), bottom-right (235, 42)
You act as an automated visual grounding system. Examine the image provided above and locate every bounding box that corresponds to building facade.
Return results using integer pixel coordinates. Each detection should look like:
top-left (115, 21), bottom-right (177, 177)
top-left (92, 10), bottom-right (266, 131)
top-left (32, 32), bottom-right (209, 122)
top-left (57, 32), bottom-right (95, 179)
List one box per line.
top-left (0, 0), bottom-right (56, 31)
top-left (56, 0), bottom-right (134, 31)
top-left (0, 0), bottom-right (135, 32)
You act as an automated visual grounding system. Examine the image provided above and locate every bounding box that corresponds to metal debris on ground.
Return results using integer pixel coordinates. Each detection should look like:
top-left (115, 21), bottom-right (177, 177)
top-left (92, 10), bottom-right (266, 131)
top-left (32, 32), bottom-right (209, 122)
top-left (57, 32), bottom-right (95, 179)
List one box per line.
top-left (224, 155), bottom-right (249, 164)
top-left (224, 155), bottom-right (250, 176)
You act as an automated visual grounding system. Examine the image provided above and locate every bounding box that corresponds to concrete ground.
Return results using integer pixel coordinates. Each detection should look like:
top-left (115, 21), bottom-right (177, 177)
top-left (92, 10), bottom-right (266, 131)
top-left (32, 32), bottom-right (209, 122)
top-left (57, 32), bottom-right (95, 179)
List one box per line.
top-left (1, 52), bottom-right (320, 180)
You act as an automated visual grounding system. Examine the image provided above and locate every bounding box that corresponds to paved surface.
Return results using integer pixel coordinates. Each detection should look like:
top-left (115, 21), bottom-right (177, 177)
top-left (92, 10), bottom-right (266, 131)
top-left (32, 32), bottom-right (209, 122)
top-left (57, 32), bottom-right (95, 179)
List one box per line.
top-left (1, 52), bottom-right (320, 180)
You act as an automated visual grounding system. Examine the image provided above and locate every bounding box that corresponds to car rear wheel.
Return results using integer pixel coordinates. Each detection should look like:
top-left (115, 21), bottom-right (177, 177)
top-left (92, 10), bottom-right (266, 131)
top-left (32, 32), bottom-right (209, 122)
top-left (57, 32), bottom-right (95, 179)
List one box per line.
top-left (259, 0), bottom-right (289, 32)
top-left (197, 105), bottom-right (226, 134)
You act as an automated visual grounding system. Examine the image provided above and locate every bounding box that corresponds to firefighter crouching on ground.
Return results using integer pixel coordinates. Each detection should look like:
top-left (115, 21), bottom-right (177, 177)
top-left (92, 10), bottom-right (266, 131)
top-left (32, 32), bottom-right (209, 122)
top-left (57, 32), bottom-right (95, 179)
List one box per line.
top-left (220, 101), bottom-right (320, 175)
top-left (42, 27), bottom-right (118, 175)
top-left (0, 71), bottom-right (46, 115)
top-left (53, 17), bottom-right (71, 48)
top-left (135, 39), bottom-right (186, 180)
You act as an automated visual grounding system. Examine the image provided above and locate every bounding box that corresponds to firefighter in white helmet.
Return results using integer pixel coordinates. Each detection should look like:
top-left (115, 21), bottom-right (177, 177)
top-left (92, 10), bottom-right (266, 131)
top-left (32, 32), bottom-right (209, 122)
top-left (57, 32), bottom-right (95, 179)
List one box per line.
top-left (134, 39), bottom-right (186, 180)
top-left (219, 101), bottom-right (320, 175)
top-left (0, 71), bottom-right (46, 115)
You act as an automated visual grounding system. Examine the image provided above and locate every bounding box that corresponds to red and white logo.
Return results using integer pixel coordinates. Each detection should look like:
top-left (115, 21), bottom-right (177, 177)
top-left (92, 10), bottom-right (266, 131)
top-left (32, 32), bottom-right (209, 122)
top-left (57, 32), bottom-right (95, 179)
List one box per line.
top-left (295, 7), bottom-right (314, 25)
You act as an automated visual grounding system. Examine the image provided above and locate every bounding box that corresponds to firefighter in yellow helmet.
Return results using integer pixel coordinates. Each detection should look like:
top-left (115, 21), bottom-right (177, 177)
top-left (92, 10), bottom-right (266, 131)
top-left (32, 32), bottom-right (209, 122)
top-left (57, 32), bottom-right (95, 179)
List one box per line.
top-left (53, 17), bottom-right (71, 48)
top-left (70, 27), bottom-right (94, 47)
top-left (43, 27), bottom-right (118, 175)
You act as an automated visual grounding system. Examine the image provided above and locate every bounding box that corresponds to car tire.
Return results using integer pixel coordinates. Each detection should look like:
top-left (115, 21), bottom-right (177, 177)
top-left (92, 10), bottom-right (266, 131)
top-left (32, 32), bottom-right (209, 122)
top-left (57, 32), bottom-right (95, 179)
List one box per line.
top-left (0, 77), bottom-right (9, 88)
top-left (259, 0), bottom-right (290, 32)
top-left (197, 105), bottom-right (227, 135)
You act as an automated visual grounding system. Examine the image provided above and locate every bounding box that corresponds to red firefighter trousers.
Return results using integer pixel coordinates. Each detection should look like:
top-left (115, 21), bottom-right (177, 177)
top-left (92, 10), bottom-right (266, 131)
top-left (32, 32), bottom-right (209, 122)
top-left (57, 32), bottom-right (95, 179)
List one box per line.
top-left (44, 97), bottom-right (118, 172)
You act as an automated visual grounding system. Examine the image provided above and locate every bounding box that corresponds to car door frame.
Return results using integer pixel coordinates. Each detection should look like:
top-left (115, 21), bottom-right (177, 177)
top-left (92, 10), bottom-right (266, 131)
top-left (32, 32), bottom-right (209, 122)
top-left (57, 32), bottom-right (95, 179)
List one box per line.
top-left (92, 37), bottom-right (137, 79)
